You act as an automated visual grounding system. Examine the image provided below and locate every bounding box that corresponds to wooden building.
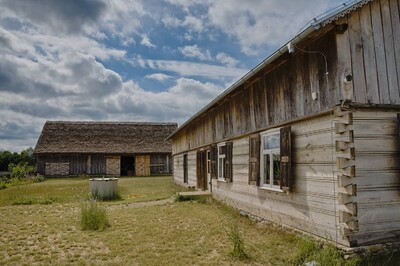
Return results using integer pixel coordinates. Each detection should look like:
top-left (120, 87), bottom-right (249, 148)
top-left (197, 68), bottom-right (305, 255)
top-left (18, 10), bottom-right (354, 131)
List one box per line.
top-left (168, 0), bottom-right (400, 247)
top-left (35, 121), bottom-right (177, 177)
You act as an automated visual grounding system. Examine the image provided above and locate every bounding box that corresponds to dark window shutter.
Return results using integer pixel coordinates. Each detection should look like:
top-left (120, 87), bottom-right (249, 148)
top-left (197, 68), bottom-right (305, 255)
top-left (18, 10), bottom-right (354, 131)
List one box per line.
top-left (196, 150), bottom-right (201, 187)
top-left (197, 150), bottom-right (207, 190)
top-left (183, 154), bottom-right (188, 183)
top-left (280, 126), bottom-right (292, 192)
top-left (249, 134), bottom-right (260, 185)
top-left (225, 142), bottom-right (233, 182)
top-left (210, 144), bottom-right (218, 179)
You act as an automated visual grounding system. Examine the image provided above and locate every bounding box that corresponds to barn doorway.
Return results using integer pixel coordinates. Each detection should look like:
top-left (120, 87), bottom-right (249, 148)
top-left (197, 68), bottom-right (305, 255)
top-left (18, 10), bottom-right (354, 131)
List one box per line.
top-left (120, 156), bottom-right (135, 176)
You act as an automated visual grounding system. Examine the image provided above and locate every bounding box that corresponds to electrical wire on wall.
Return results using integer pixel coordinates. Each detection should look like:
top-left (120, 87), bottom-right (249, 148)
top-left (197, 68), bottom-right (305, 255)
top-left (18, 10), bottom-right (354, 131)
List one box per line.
top-left (293, 43), bottom-right (339, 245)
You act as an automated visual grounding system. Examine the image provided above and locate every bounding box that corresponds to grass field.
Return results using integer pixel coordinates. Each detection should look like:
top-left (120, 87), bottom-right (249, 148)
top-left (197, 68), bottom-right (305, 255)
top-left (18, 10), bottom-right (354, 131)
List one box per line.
top-left (0, 176), bottom-right (183, 206)
top-left (0, 176), bottom-right (398, 265)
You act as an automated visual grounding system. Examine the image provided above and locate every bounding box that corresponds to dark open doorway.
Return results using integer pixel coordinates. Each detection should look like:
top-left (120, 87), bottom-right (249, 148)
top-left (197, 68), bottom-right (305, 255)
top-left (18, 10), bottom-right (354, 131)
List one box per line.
top-left (121, 156), bottom-right (135, 176)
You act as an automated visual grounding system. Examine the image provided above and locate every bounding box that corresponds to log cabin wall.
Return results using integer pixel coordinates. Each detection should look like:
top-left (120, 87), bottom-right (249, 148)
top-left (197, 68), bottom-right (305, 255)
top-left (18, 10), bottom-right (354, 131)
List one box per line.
top-left (173, 152), bottom-right (197, 187)
top-left (345, 108), bottom-right (400, 246)
top-left (209, 114), bottom-right (350, 246)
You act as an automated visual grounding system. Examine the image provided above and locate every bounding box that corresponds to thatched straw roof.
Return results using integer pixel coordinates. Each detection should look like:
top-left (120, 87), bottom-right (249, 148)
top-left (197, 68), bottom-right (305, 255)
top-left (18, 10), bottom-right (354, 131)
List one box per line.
top-left (34, 121), bottom-right (177, 154)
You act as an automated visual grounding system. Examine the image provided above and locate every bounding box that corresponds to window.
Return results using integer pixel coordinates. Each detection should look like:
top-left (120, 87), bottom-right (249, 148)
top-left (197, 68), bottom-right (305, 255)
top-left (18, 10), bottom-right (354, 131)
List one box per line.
top-left (217, 143), bottom-right (226, 180)
top-left (260, 129), bottom-right (281, 189)
top-left (212, 142), bottom-right (233, 182)
top-left (249, 126), bottom-right (291, 191)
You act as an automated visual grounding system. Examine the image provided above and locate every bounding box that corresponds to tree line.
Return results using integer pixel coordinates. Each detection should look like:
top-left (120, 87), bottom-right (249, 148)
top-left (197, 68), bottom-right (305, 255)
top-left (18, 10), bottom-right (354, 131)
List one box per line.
top-left (0, 147), bottom-right (36, 172)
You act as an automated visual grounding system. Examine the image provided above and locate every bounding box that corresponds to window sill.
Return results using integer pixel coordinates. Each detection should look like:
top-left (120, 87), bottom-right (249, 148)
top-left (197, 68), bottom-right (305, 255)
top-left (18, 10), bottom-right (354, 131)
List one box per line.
top-left (259, 186), bottom-right (284, 193)
top-left (217, 178), bottom-right (227, 183)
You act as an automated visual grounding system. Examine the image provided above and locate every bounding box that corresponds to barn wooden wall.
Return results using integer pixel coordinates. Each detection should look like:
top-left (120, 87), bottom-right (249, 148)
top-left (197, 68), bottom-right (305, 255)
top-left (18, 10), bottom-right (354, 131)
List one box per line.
top-left (44, 163), bottom-right (69, 176)
top-left (150, 154), bottom-right (172, 174)
top-left (91, 155), bottom-right (106, 175)
top-left (336, 0), bottom-right (400, 104)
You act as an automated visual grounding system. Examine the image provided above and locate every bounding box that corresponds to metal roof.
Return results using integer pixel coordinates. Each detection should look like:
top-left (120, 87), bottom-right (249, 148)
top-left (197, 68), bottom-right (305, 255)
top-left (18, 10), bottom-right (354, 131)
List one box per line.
top-left (168, 0), bottom-right (373, 140)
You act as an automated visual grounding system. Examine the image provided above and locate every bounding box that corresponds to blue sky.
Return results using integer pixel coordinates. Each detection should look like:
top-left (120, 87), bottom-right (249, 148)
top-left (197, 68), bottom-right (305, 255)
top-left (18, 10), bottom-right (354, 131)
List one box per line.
top-left (0, 0), bottom-right (344, 151)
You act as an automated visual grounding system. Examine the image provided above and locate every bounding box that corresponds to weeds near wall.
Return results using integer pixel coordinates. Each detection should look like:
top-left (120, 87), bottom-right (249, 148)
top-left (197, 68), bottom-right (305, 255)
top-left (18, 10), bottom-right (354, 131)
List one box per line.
top-left (209, 198), bottom-right (249, 261)
top-left (227, 221), bottom-right (248, 260)
top-left (80, 196), bottom-right (109, 231)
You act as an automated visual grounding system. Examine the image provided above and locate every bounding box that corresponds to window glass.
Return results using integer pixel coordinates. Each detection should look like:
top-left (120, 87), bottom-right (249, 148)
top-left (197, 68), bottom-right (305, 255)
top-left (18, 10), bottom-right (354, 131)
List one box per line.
top-left (219, 146), bottom-right (226, 155)
top-left (260, 129), bottom-right (281, 190)
top-left (263, 133), bottom-right (279, 150)
top-left (218, 158), bottom-right (223, 177)
top-left (207, 151), bottom-right (211, 174)
top-left (273, 153), bottom-right (280, 186)
top-left (264, 154), bottom-right (270, 185)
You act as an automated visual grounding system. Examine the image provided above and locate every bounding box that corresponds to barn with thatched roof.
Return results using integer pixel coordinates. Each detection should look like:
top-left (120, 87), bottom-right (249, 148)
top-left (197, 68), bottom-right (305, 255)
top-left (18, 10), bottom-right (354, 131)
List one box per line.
top-left (34, 121), bottom-right (177, 177)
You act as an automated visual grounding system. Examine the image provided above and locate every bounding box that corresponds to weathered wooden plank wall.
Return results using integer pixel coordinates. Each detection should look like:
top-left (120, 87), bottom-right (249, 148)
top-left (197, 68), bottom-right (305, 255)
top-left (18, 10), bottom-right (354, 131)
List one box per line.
top-left (150, 154), bottom-right (172, 174)
top-left (69, 154), bottom-right (87, 175)
top-left (135, 155), bottom-right (150, 176)
top-left (45, 162), bottom-right (69, 176)
top-left (172, 0), bottom-right (400, 156)
top-left (173, 154), bottom-right (184, 184)
top-left (211, 114), bottom-right (348, 245)
top-left (106, 156), bottom-right (120, 176)
top-left (173, 152), bottom-right (197, 187)
top-left (187, 151), bottom-right (197, 186)
top-left (340, 0), bottom-right (400, 104)
top-left (91, 154), bottom-right (106, 175)
top-left (173, 30), bottom-right (339, 154)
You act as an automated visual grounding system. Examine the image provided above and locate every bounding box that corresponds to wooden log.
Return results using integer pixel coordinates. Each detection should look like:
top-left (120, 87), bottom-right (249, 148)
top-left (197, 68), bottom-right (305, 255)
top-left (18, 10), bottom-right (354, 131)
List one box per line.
top-left (335, 122), bottom-right (351, 134)
top-left (336, 147), bottom-right (355, 160)
top-left (336, 140), bottom-right (354, 151)
top-left (339, 210), bottom-right (355, 223)
top-left (337, 157), bottom-right (355, 169)
top-left (339, 184), bottom-right (357, 196)
top-left (334, 113), bottom-right (353, 125)
top-left (338, 192), bottom-right (353, 205)
top-left (339, 202), bottom-right (358, 216)
top-left (339, 165), bottom-right (356, 177)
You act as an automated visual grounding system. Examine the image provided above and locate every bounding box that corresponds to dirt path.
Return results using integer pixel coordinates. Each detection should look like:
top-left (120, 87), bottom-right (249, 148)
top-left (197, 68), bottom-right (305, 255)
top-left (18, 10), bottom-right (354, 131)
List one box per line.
top-left (107, 197), bottom-right (174, 210)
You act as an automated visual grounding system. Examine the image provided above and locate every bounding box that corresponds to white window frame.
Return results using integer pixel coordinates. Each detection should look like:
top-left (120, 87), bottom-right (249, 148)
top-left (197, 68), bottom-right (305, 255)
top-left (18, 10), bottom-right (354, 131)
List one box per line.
top-left (260, 128), bottom-right (282, 191)
top-left (217, 142), bottom-right (226, 181)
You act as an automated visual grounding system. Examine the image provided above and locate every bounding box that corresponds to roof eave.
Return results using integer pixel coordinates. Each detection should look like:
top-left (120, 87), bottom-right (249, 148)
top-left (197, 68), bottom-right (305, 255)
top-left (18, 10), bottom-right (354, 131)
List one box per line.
top-left (166, 25), bottom-right (316, 140)
top-left (167, 0), bottom-right (370, 140)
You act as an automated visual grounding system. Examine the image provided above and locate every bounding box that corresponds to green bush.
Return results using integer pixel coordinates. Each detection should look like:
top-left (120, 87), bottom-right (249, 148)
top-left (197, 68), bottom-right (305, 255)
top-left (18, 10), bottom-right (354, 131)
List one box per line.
top-left (0, 181), bottom-right (7, 190)
top-left (80, 198), bottom-right (110, 231)
top-left (8, 162), bottom-right (36, 180)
